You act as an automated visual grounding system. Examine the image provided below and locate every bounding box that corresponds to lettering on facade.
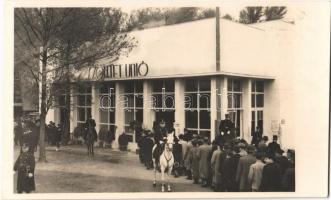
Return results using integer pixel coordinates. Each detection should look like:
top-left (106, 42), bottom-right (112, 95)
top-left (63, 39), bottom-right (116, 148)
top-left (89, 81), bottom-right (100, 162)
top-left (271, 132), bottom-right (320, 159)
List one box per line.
top-left (102, 61), bottom-right (149, 79)
top-left (87, 61), bottom-right (149, 80)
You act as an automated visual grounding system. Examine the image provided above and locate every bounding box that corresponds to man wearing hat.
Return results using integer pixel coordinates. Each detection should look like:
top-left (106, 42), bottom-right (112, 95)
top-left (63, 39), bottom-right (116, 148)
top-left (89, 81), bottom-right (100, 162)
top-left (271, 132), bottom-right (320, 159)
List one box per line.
top-left (144, 131), bottom-right (154, 169)
top-left (236, 145), bottom-right (257, 191)
top-left (268, 135), bottom-right (281, 156)
top-left (197, 136), bottom-right (212, 187)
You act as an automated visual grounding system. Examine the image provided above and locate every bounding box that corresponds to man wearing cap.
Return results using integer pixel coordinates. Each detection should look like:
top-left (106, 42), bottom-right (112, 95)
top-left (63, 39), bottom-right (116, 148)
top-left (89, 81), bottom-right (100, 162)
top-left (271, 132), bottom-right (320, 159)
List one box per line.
top-left (197, 136), bottom-right (212, 187)
top-left (236, 145), bottom-right (257, 191)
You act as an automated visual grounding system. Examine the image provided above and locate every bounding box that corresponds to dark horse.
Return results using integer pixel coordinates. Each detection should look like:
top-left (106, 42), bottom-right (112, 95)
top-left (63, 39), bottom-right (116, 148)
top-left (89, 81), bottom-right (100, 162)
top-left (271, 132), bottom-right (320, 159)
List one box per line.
top-left (84, 119), bottom-right (97, 156)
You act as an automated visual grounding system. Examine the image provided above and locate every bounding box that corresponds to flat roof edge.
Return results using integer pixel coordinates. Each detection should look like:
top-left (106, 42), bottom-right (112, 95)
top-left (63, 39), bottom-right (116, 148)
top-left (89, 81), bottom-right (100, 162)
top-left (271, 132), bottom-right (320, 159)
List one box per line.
top-left (71, 71), bottom-right (275, 83)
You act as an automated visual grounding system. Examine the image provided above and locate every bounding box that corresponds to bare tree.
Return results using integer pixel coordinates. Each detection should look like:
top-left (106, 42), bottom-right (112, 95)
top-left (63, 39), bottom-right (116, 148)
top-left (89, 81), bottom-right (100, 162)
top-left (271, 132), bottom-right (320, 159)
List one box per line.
top-left (14, 8), bottom-right (136, 162)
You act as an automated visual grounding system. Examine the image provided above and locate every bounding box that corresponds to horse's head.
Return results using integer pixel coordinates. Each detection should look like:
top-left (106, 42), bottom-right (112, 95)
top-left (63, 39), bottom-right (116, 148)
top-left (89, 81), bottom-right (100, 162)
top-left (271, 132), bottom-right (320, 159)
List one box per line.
top-left (164, 131), bottom-right (175, 151)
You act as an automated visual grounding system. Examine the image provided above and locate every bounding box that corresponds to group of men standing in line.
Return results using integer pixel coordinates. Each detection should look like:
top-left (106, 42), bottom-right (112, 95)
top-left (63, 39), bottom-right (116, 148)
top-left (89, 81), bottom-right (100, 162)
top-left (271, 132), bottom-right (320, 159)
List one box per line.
top-left (137, 116), bottom-right (295, 192)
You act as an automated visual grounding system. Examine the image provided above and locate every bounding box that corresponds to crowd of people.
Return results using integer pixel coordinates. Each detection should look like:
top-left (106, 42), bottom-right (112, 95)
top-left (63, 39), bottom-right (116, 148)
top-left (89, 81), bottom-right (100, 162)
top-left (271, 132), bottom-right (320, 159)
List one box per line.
top-left (13, 115), bottom-right (295, 193)
top-left (138, 127), bottom-right (295, 192)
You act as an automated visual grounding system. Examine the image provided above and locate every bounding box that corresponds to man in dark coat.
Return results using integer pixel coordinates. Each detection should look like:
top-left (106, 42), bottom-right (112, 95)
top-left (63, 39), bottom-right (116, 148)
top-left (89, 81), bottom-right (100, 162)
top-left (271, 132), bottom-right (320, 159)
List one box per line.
top-left (222, 145), bottom-right (241, 192)
top-left (153, 119), bottom-right (168, 144)
top-left (152, 120), bottom-right (168, 167)
top-left (217, 144), bottom-right (230, 191)
top-left (251, 126), bottom-right (262, 147)
top-left (14, 143), bottom-right (36, 193)
top-left (144, 132), bottom-right (154, 169)
top-left (282, 149), bottom-right (295, 191)
top-left (268, 135), bottom-right (281, 156)
top-left (172, 136), bottom-right (182, 177)
top-left (274, 149), bottom-right (290, 176)
top-left (218, 114), bottom-right (235, 144)
top-left (260, 153), bottom-right (282, 191)
top-left (137, 132), bottom-right (146, 164)
top-left (118, 132), bottom-right (129, 151)
top-left (55, 124), bottom-right (63, 151)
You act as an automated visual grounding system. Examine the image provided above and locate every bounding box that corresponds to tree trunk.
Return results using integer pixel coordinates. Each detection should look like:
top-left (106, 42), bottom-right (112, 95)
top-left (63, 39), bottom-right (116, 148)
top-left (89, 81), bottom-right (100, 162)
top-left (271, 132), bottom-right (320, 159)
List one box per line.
top-left (64, 83), bottom-right (71, 145)
top-left (63, 43), bottom-right (71, 145)
top-left (39, 47), bottom-right (48, 162)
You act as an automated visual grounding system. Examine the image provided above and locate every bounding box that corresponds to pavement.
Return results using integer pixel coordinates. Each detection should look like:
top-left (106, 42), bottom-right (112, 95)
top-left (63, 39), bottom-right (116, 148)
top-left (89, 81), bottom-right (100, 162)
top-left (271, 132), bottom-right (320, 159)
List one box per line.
top-left (13, 145), bottom-right (212, 193)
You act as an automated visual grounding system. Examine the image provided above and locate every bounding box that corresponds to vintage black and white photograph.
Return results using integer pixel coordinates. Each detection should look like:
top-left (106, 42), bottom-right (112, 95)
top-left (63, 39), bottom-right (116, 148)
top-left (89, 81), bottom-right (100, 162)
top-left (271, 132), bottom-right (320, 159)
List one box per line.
top-left (1, 0), bottom-right (330, 199)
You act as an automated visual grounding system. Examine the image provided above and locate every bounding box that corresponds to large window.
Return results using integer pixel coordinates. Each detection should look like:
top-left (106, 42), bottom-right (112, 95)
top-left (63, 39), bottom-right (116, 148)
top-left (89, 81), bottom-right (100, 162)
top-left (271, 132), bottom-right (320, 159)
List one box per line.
top-left (99, 82), bottom-right (116, 135)
top-left (76, 84), bottom-right (92, 127)
top-left (227, 79), bottom-right (242, 137)
top-left (251, 80), bottom-right (264, 133)
top-left (123, 81), bottom-right (143, 143)
top-left (184, 78), bottom-right (211, 138)
top-left (151, 79), bottom-right (175, 129)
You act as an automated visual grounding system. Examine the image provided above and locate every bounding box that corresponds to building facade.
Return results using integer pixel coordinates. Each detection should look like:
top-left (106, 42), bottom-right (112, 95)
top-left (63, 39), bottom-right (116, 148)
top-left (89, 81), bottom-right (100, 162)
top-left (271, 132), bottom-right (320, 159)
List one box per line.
top-left (46, 15), bottom-right (313, 151)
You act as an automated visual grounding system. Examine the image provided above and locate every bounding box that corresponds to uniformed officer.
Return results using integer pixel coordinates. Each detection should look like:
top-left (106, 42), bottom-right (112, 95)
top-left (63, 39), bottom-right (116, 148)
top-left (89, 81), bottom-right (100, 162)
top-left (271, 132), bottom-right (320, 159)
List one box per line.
top-left (218, 114), bottom-right (235, 144)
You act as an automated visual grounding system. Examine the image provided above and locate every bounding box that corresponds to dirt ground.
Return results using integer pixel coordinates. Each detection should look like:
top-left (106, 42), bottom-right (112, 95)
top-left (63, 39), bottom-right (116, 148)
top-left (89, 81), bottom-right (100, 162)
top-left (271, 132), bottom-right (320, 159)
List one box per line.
top-left (13, 145), bottom-right (212, 193)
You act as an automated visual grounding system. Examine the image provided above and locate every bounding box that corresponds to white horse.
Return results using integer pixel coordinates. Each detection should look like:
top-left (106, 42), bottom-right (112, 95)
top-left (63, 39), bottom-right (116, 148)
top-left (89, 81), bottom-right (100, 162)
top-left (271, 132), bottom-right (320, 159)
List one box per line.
top-left (152, 132), bottom-right (175, 192)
